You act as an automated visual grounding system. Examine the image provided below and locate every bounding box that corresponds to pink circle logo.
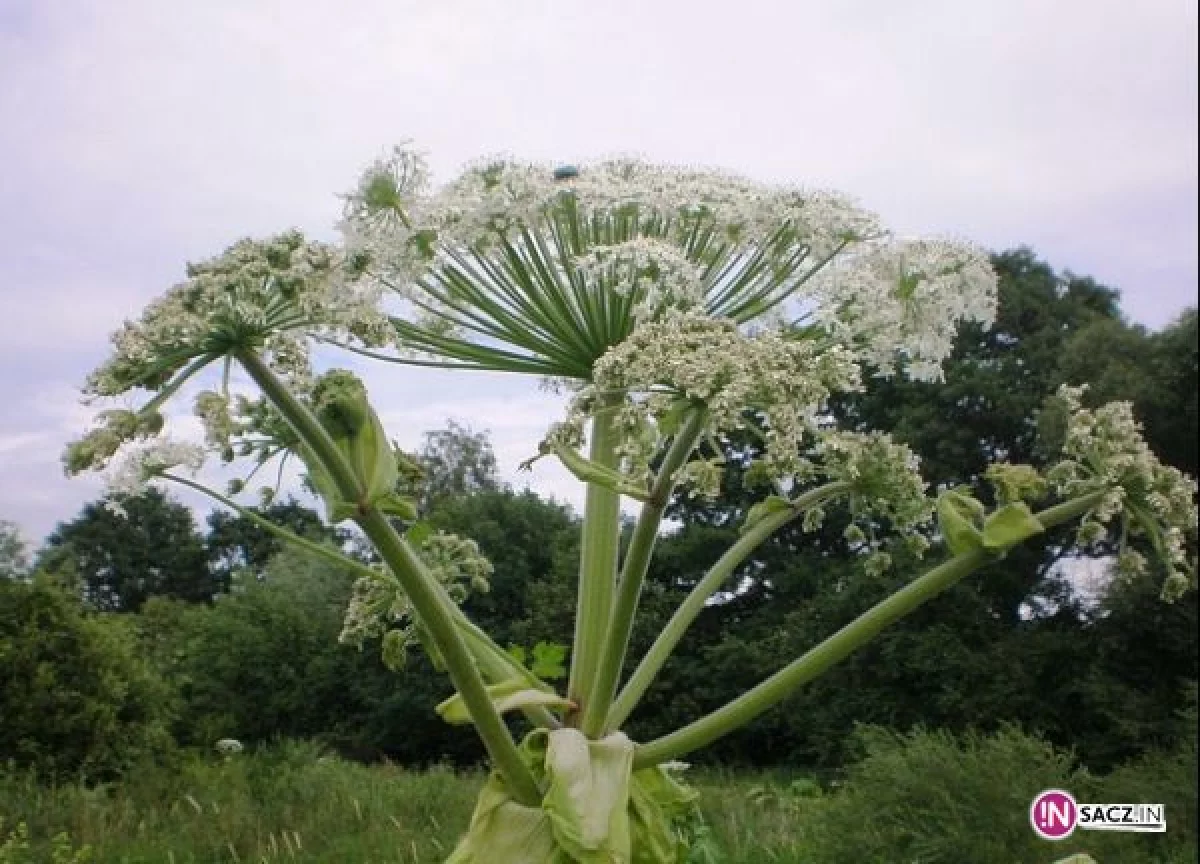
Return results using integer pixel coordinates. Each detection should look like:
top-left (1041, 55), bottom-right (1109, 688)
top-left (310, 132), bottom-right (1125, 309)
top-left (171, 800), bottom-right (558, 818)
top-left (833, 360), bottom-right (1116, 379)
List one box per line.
top-left (1030, 789), bottom-right (1078, 840)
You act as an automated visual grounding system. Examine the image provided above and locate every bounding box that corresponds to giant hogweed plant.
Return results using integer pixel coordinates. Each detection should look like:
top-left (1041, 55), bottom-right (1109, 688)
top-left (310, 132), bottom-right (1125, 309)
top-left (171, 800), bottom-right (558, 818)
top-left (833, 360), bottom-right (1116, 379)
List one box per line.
top-left (68, 146), bottom-right (1197, 862)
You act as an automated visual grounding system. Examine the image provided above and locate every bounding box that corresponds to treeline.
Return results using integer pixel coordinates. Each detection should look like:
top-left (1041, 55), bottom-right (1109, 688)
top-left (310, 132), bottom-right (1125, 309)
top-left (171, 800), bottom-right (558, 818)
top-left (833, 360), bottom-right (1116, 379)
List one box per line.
top-left (1, 247), bottom-right (1195, 783)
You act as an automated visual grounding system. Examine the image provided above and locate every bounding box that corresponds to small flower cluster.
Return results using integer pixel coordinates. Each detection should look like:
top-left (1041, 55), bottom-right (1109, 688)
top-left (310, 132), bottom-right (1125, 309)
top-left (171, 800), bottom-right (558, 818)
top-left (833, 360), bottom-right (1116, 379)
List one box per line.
top-left (340, 531), bottom-right (493, 671)
top-left (570, 237), bottom-right (706, 318)
top-left (63, 409), bottom-right (164, 475)
top-left (214, 738), bottom-right (244, 756)
top-left (817, 431), bottom-right (933, 534)
top-left (569, 308), bottom-right (859, 485)
top-left (810, 238), bottom-right (998, 381)
top-left (1047, 385), bottom-right (1197, 599)
top-left (85, 231), bottom-right (390, 399)
top-left (105, 437), bottom-right (206, 498)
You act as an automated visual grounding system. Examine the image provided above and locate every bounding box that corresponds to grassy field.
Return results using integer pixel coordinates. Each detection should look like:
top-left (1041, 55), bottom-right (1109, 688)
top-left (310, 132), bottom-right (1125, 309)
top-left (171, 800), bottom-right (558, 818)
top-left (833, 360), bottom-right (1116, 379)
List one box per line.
top-left (0, 744), bottom-right (812, 864)
top-left (0, 736), bottom-right (1193, 863)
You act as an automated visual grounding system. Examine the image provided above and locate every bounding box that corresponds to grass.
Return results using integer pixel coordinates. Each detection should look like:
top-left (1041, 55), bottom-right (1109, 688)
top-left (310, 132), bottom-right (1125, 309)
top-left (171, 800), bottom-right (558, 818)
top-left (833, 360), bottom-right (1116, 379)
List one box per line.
top-left (1, 734), bottom-right (1194, 863)
top-left (0, 743), bottom-right (815, 863)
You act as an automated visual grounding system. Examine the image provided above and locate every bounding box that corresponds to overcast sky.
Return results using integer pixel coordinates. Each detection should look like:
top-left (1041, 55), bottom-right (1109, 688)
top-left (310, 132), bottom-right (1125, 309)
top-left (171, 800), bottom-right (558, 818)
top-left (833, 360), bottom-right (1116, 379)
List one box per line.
top-left (1, 0), bottom-right (1196, 550)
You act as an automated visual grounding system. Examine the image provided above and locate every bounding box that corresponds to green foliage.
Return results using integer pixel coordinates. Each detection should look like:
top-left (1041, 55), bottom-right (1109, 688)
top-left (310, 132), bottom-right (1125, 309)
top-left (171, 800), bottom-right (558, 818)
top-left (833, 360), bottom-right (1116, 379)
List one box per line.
top-left (0, 577), bottom-right (175, 781)
top-left (1, 729), bottom-right (1193, 863)
top-left (38, 489), bottom-right (213, 612)
top-left (204, 499), bottom-right (334, 587)
top-left (0, 819), bottom-right (93, 864)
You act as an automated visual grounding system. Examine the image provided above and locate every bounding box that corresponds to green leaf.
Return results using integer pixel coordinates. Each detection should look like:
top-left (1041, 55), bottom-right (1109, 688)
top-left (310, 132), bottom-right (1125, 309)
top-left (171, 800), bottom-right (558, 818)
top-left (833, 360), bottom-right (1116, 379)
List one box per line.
top-left (531, 641), bottom-right (568, 681)
top-left (741, 495), bottom-right (792, 535)
top-left (405, 520), bottom-right (433, 546)
top-left (981, 502), bottom-right (1044, 550)
top-left (628, 766), bottom-right (700, 864)
top-left (936, 490), bottom-right (985, 555)
top-left (445, 774), bottom-right (564, 864)
top-left (506, 644), bottom-right (528, 667)
top-left (436, 679), bottom-right (573, 726)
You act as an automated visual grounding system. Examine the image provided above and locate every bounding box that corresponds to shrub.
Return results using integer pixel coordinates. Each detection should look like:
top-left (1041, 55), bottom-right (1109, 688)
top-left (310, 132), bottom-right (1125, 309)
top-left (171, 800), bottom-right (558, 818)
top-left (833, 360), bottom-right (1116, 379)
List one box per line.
top-left (0, 577), bottom-right (174, 781)
top-left (805, 721), bottom-right (1198, 864)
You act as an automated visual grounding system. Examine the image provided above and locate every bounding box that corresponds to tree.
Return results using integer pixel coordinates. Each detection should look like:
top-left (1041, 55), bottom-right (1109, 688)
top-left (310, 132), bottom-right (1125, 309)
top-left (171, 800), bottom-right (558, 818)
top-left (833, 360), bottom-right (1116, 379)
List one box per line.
top-left (0, 575), bottom-right (174, 779)
top-left (39, 490), bottom-right (214, 612)
top-left (205, 498), bottom-right (334, 589)
top-left (0, 520), bottom-right (28, 580)
top-left (416, 420), bottom-right (500, 511)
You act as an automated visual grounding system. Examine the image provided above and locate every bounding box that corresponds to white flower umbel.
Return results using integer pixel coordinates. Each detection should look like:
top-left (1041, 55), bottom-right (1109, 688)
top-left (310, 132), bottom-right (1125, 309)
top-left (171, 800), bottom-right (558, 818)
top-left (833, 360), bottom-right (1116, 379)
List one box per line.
top-left (817, 431), bottom-right (932, 533)
top-left (340, 146), bottom-right (975, 381)
top-left (86, 230), bottom-right (390, 399)
top-left (106, 438), bottom-right (206, 499)
top-left (810, 238), bottom-right (998, 381)
top-left (340, 530), bottom-right (494, 671)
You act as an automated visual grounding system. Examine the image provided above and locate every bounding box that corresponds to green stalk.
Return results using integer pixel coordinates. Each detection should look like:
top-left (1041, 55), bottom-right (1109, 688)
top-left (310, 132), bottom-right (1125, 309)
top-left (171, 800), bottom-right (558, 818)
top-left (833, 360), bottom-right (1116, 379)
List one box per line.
top-left (139, 353), bottom-right (219, 415)
top-left (609, 480), bottom-right (851, 730)
top-left (566, 398), bottom-right (623, 724)
top-left (581, 407), bottom-right (709, 736)
top-left (236, 352), bottom-right (541, 805)
top-left (631, 490), bottom-right (1107, 769)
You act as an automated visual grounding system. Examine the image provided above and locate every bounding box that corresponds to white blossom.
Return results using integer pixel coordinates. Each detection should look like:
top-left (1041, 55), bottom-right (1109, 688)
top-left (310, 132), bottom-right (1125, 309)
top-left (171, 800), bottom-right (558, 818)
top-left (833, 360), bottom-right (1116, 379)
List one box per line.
top-left (563, 308), bottom-right (860, 482)
top-left (340, 531), bottom-right (493, 670)
top-left (809, 238), bottom-right (998, 381)
top-left (106, 438), bottom-right (206, 498)
top-left (340, 143), bottom-right (995, 388)
top-left (816, 431), bottom-right (932, 532)
top-left (85, 231), bottom-right (390, 398)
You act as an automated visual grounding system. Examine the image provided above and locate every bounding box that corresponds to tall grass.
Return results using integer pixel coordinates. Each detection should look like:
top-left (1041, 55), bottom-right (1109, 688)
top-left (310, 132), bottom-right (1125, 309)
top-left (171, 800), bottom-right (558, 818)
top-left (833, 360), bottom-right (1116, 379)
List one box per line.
top-left (1, 729), bottom-right (1194, 863)
top-left (0, 742), bottom-right (813, 863)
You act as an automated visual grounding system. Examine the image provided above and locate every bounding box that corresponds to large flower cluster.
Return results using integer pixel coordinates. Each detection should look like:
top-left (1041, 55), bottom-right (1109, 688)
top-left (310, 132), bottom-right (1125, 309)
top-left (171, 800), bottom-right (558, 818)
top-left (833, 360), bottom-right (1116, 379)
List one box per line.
top-left (338, 144), bottom-right (996, 383)
top-left (86, 231), bottom-right (390, 399)
top-left (341, 150), bottom-right (882, 272)
top-left (104, 437), bottom-right (206, 499)
top-left (1047, 385), bottom-right (1197, 598)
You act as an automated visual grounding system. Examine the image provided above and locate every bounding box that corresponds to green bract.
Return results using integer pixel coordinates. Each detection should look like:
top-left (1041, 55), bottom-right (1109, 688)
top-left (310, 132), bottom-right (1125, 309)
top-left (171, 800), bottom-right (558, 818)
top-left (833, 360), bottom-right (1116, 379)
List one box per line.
top-left (448, 730), bottom-right (712, 864)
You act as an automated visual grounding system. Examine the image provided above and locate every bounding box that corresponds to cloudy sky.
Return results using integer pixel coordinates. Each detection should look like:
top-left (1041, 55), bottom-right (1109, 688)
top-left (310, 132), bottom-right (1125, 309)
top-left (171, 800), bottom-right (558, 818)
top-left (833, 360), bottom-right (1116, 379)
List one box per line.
top-left (1, 0), bottom-right (1196, 550)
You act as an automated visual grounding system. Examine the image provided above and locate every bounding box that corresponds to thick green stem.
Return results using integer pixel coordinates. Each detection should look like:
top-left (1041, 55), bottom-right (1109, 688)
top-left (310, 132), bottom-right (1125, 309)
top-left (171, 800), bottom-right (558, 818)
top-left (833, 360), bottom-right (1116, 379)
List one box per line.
top-left (356, 508), bottom-right (542, 803)
top-left (566, 400), bottom-right (623, 723)
top-left (609, 481), bottom-right (851, 730)
top-left (581, 407), bottom-right (709, 736)
top-left (631, 490), bottom-right (1107, 769)
top-left (236, 352), bottom-right (541, 805)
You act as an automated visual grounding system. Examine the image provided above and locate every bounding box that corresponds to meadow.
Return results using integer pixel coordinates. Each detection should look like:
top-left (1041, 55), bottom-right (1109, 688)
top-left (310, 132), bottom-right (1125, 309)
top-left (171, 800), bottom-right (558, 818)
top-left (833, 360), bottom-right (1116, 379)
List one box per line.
top-left (2, 725), bottom-right (1194, 864)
